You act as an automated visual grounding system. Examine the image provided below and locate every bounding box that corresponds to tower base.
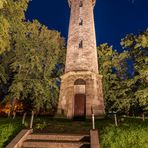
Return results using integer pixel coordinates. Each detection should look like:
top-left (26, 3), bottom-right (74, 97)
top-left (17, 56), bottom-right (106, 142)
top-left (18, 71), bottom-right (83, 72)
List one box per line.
top-left (57, 71), bottom-right (105, 119)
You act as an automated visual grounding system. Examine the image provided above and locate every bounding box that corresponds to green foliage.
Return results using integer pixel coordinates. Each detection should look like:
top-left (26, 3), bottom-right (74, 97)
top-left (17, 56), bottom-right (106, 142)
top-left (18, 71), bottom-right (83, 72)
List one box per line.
top-left (100, 118), bottom-right (148, 148)
top-left (7, 20), bottom-right (65, 110)
top-left (0, 0), bottom-right (29, 85)
top-left (0, 16), bottom-right (10, 54)
top-left (97, 44), bottom-right (130, 112)
top-left (10, 22), bottom-right (64, 111)
top-left (121, 28), bottom-right (148, 110)
top-left (0, 0), bottom-right (66, 113)
top-left (98, 28), bottom-right (148, 113)
top-left (0, 117), bottom-right (23, 147)
top-left (0, 0), bottom-right (6, 9)
top-left (0, 64), bottom-right (7, 84)
top-left (0, 0), bottom-right (29, 55)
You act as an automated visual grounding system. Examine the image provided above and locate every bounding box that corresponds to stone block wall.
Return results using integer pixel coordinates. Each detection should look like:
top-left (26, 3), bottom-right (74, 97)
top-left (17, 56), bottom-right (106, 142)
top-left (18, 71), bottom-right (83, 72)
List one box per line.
top-left (58, 71), bottom-right (105, 119)
top-left (65, 0), bottom-right (98, 73)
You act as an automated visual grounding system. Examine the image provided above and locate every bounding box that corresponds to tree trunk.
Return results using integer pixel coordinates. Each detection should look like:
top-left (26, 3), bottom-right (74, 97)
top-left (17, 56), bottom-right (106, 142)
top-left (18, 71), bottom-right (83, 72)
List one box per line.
top-left (22, 112), bottom-right (27, 125)
top-left (8, 111), bottom-right (11, 118)
top-left (114, 113), bottom-right (118, 126)
top-left (13, 111), bottom-right (16, 119)
top-left (30, 111), bottom-right (34, 129)
top-left (142, 113), bottom-right (145, 122)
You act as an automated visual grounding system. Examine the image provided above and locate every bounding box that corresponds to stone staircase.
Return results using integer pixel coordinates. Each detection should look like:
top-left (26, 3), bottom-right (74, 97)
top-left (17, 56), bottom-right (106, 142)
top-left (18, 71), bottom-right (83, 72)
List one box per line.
top-left (6, 129), bottom-right (100, 148)
top-left (22, 133), bottom-right (90, 148)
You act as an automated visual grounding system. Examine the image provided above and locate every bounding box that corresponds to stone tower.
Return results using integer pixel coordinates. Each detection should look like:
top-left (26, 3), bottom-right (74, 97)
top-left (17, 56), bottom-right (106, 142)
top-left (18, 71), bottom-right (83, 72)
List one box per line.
top-left (57, 0), bottom-right (105, 119)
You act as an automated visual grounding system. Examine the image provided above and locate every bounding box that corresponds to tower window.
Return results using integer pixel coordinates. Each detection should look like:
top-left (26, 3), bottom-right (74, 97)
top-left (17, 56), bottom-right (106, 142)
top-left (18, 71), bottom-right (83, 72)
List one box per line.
top-left (79, 40), bottom-right (83, 48)
top-left (79, 18), bottom-right (83, 26)
top-left (79, 1), bottom-right (83, 7)
top-left (74, 79), bottom-right (86, 85)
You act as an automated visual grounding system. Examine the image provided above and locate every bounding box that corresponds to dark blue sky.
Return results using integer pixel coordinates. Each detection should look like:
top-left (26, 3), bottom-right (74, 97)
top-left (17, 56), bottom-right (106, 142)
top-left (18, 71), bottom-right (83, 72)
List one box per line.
top-left (26, 0), bottom-right (148, 52)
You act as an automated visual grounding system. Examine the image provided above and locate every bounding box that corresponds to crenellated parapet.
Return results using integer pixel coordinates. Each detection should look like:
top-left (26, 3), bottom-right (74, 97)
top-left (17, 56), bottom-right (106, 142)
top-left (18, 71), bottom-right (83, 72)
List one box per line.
top-left (92, 0), bottom-right (96, 6)
top-left (68, 0), bottom-right (96, 8)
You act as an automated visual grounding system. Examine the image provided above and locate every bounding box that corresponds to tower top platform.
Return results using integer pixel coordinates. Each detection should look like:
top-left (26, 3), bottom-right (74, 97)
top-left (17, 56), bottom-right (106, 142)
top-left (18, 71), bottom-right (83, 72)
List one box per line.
top-left (68, 0), bottom-right (96, 8)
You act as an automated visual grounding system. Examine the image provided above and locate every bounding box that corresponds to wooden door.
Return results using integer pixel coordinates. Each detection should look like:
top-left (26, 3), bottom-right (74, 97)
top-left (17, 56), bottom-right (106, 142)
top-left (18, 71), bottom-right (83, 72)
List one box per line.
top-left (74, 94), bottom-right (86, 118)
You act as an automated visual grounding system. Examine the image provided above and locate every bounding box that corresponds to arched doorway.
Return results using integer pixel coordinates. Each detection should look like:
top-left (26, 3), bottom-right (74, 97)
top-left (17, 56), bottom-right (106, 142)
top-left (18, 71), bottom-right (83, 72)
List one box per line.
top-left (74, 79), bottom-right (86, 119)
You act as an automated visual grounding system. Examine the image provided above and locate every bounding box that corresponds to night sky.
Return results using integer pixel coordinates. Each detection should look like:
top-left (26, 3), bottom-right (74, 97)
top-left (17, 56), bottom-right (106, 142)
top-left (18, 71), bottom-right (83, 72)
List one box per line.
top-left (26, 0), bottom-right (148, 52)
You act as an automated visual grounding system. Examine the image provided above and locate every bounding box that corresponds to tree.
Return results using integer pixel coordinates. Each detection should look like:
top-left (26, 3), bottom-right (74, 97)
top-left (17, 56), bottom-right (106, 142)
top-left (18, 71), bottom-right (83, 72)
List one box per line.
top-left (0, 0), bottom-right (30, 101)
top-left (8, 20), bottom-right (65, 112)
top-left (0, 0), bottom-right (29, 54)
top-left (0, 0), bottom-right (66, 114)
top-left (98, 29), bottom-right (148, 114)
top-left (121, 28), bottom-right (148, 112)
top-left (97, 44), bottom-right (130, 112)
top-left (0, 0), bottom-right (10, 87)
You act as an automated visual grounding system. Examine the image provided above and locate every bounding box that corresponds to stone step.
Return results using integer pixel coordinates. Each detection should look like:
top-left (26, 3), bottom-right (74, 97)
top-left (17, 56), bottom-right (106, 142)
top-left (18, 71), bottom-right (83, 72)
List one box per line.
top-left (26, 133), bottom-right (90, 142)
top-left (22, 139), bottom-right (90, 148)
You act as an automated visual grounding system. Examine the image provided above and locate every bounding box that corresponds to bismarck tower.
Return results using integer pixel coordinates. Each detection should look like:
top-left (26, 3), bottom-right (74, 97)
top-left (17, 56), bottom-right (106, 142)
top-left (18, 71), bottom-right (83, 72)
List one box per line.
top-left (57, 0), bottom-right (105, 119)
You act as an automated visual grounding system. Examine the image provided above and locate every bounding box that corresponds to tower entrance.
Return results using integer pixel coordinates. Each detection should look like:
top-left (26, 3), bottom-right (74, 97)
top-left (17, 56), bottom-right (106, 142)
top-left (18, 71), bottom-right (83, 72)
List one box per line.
top-left (74, 94), bottom-right (86, 119)
top-left (74, 79), bottom-right (86, 119)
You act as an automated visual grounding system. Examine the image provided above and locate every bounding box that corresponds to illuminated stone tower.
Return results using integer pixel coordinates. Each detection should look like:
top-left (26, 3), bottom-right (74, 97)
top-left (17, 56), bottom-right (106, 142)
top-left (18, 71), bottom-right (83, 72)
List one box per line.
top-left (57, 0), bottom-right (105, 119)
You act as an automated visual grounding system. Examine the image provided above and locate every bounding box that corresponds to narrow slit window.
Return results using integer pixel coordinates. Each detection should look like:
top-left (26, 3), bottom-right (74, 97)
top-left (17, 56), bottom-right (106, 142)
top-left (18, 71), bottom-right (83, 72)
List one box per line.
top-left (79, 40), bottom-right (83, 48)
top-left (79, 18), bottom-right (83, 26)
top-left (79, 1), bottom-right (83, 7)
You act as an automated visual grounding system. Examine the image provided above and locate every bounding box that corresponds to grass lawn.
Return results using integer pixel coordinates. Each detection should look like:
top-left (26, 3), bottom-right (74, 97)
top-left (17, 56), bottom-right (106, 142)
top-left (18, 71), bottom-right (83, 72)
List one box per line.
top-left (0, 116), bottom-right (148, 148)
top-left (0, 117), bottom-right (23, 148)
top-left (99, 117), bottom-right (148, 148)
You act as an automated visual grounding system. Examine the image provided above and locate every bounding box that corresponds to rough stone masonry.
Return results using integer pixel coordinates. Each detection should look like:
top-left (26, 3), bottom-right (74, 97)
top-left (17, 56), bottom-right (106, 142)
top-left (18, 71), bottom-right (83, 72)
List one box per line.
top-left (57, 0), bottom-right (105, 119)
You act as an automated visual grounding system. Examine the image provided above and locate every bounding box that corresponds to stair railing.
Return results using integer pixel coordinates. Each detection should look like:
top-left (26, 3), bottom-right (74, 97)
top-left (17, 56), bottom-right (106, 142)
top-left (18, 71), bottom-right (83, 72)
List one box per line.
top-left (91, 106), bottom-right (95, 130)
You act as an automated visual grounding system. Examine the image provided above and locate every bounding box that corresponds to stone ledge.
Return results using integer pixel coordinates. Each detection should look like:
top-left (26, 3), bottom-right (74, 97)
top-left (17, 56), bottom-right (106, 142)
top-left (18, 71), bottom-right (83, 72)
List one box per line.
top-left (27, 133), bottom-right (89, 141)
top-left (90, 130), bottom-right (100, 148)
top-left (23, 141), bottom-right (89, 148)
top-left (6, 129), bottom-right (33, 148)
top-left (61, 71), bottom-right (103, 80)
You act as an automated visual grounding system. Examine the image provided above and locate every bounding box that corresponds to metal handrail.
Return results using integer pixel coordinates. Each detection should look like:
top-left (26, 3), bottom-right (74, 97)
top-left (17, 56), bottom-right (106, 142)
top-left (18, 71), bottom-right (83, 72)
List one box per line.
top-left (91, 106), bottom-right (95, 130)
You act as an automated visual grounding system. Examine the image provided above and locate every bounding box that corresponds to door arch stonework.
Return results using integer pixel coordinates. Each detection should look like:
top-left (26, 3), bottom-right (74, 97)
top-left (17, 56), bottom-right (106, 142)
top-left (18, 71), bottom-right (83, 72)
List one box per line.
top-left (58, 71), bottom-right (105, 119)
